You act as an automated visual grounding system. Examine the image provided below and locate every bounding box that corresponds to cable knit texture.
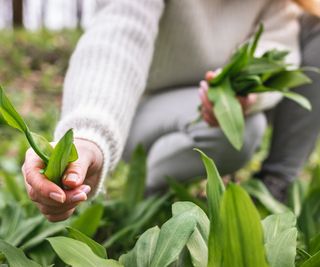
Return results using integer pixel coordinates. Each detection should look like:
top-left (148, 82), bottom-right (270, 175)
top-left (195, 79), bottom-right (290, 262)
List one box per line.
top-left (54, 0), bottom-right (301, 196)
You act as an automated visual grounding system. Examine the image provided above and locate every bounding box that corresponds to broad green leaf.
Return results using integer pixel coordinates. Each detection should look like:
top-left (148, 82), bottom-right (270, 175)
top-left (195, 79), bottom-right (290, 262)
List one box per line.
top-left (262, 212), bottom-right (297, 267)
top-left (301, 250), bottom-right (320, 267)
top-left (172, 202), bottom-right (209, 267)
top-left (119, 226), bottom-right (160, 267)
top-left (195, 149), bottom-right (224, 267)
top-left (44, 129), bottom-right (76, 184)
top-left (71, 203), bottom-right (104, 237)
top-left (30, 132), bottom-right (53, 159)
top-left (124, 144), bottom-right (147, 209)
top-left (67, 227), bottom-right (107, 259)
top-left (150, 212), bottom-right (197, 267)
top-left (208, 79), bottom-right (245, 150)
top-left (0, 239), bottom-right (41, 267)
top-left (48, 237), bottom-right (122, 267)
top-left (242, 179), bottom-right (288, 214)
top-left (265, 70), bottom-right (311, 90)
top-left (0, 86), bottom-right (28, 133)
top-left (220, 184), bottom-right (269, 267)
top-left (282, 91), bottom-right (312, 111)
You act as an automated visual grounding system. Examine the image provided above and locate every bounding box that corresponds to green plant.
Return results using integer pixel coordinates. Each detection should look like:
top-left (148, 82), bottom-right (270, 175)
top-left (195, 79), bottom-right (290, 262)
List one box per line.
top-left (203, 24), bottom-right (316, 150)
top-left (12, 150), bottom-right (315, 267)
top-left (0, 86), bottom-right (77, 185)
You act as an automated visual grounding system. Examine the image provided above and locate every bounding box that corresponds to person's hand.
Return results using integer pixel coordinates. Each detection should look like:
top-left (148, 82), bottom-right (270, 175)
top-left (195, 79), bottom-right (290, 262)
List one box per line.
top-left (198, 70), bottom-right (257, 127)
top-left (22, 138), bottom-right (103, 222)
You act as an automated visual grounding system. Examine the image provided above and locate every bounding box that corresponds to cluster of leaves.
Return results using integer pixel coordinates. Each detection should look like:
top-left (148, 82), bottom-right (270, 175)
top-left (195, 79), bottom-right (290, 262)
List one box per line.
top-left (206, 24), bottom-right (315, 150)
top-left (0, 86), bottom-right (77, 185)
top-left (1, 149), bottom-right (319, 267)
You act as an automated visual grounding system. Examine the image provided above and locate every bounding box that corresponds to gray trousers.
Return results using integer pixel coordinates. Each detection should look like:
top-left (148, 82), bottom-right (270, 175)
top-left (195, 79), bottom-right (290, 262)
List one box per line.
top-left (123, 15), bottom-right (320, 190)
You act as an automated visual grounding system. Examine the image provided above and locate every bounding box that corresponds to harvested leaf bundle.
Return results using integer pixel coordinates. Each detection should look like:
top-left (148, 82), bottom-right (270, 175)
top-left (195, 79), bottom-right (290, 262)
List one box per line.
top-left (0, 86), bottom-right (78, 185)
top-left (205, 24), bottom-right (315, 150)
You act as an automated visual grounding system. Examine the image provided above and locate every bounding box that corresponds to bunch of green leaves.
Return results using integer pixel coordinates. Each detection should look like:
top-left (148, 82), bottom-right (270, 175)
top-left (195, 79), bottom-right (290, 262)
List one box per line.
top-left (30, 150), bottom-right (320, 267)
top-left (0, 86), bottom-right (77, 185)
top-left (206, 24), bottom-right (315, 150)
top-left (243, 163), bottom-right (320, 266)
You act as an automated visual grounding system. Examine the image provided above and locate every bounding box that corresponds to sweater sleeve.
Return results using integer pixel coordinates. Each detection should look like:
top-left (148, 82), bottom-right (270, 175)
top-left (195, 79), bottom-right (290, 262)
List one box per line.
top-left (54, 0), bottom-right (164, 196)
top-left (247, 0), bottom-right (302, 114)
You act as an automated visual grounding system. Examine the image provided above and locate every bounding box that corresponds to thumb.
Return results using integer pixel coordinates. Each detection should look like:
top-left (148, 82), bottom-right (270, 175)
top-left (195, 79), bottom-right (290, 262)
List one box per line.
top-left (62, 152), bottom-right (92, 189)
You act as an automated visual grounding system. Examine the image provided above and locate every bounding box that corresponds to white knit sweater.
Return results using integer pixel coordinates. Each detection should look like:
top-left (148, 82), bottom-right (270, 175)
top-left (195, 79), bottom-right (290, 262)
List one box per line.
top-left (54, 0), bottom-right (301, 195)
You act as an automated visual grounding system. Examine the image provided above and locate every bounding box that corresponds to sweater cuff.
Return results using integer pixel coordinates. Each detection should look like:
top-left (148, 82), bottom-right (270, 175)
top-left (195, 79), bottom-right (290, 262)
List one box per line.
top-left (54, 121), bottom-right (112, 198)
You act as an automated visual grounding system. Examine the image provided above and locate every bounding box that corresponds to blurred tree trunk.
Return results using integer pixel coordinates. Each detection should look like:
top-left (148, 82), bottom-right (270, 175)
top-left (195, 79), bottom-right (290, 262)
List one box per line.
top-left (76, 0), bottom-right (83, 28)
top-left (12, 0), bottom-right (23, 27)
top-left (41, 0), bottom-right (48, 28)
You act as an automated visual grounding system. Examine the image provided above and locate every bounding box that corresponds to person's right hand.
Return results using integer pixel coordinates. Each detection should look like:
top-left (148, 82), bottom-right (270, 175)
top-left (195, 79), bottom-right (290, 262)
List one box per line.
top-left (22, 138), bottom-right (104, 222)
top-left (198, 70), bottom-right (257, 126)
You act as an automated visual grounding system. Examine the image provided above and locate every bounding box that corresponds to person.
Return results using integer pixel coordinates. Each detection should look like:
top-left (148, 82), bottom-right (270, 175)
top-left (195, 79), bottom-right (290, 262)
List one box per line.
top-left (22, 0), bottom-right (320, 222)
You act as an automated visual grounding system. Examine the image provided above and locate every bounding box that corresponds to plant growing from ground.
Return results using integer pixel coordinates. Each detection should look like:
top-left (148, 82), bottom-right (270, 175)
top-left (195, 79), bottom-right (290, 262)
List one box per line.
top-left (202, 24), bottom-right (316, 150)
top-left (0, 85), bottom-right (77, 185)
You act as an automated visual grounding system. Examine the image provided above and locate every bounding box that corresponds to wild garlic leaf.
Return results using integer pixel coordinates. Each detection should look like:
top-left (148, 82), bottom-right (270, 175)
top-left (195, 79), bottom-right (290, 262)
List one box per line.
top-left (44, 129), bottom-right (76, 185)
top-left (30, 132), bottom-right (53, 160)
top-left (208, 79), bottom-right (245, 150)
top-left (0, 86), bottom-right (28, 133)
top-left (265, 70), bottom-right (312, 90)
top-left (281, 91), bottom-right (312, 111)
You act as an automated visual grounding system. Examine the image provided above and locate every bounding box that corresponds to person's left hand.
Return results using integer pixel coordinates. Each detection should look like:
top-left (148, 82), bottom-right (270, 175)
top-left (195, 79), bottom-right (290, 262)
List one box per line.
top-left (198, 70), bottom-right (257, 126)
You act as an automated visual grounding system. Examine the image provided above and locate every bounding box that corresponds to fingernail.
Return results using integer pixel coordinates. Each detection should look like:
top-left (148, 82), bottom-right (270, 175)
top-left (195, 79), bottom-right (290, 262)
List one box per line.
top-left (71, 192), bottom-right (87, 203)
top-left (64, 173), bottom-right (79, 184)
top-left (49, 192), bottom-right (65, 203)
top-left (80, 185), bottom-right (91, 195)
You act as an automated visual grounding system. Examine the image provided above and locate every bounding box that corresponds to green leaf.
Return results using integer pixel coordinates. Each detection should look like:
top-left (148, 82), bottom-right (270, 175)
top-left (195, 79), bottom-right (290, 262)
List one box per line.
top-left (242, 179), bottom-right (288, 214)
top-left (249, 24), bottom-right (264, 57)
top-left (71, 203), bottom-right (104, 237)
top-left (208, 79), bottom-right (245, 150)
top-left (150, 212), bottom-right (197, 267)
top-left (0, 86), bottom-right (28, 133)
top-left (282, 91), bottom-right (312, 110)
top-left (47, 237), bottom-right (122, 267)
top-left (30, 132), bottom-right (53, 159)
top-left (265, 70), bottom-right (312, 90)
top-left (124, 144), bottom-right (147, 209)
top-left (172, 202), bottom-right (209, 267)
top-left (220, 184), bottom-right (269, 267)
top-left (301, 250), bottom-right (320, 267)
top-left (262, 212), bottom-right (297, 267)
top-left (0, 239), bottom-right (41, 267)
top-left (67, 227), bottom-right (107, 259)
top-left (119, 226), bottom-right (160, 267)
top-left (44, 129), bottom-right (77, 184)
top-left (195, 149), bottom-right (224, 267)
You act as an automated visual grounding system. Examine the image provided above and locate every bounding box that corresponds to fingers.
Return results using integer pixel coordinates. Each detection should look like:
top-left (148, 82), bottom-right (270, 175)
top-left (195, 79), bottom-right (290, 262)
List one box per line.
top-left (238, 93), bottom-right (257, 114)
top-left (61, 143), bottom-right (94, 189)
top-left (33, 184), bottom-right (91, 222)
top-left (199, 80), bottom-right (219, 126)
